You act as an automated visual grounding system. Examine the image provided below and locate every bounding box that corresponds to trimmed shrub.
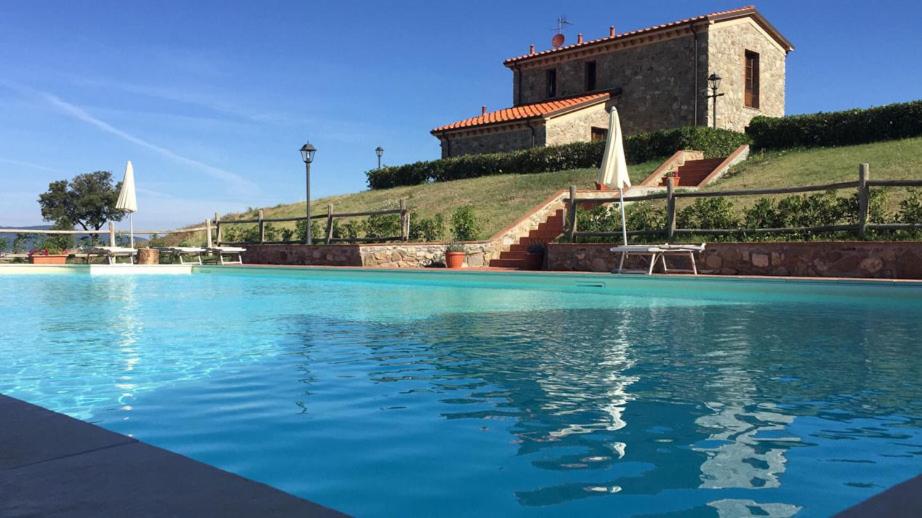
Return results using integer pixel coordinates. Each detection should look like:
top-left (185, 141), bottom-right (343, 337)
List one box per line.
top-left (366, 127), bottom-right (749, 189)
top-left (747, 99), bottom-right (922, 150)
top-left (450, 206), bottom-right (480, 241)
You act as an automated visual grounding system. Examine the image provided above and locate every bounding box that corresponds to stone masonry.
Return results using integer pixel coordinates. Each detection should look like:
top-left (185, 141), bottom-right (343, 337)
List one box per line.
top-left (433, 7), bottom-right (792, 156)
top-left (547, 242), bottom-right (922, 279)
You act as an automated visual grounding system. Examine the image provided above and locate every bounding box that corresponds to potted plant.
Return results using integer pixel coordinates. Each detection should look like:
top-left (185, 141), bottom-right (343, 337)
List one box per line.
top-left (29, 239), bottom-right (69, 265)
top-left (525, 242), bottom-right (546, 271)
top-left (663, 170), bottom-right (681, 187)
top-left (445, 242), bottom-right (466, 269)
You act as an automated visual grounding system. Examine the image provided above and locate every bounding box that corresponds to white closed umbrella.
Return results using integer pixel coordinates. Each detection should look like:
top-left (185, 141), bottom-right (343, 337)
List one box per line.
top-left (115, 160), bottom-right (138, 248)
top-left (596, 107), bottom-right (632, 245)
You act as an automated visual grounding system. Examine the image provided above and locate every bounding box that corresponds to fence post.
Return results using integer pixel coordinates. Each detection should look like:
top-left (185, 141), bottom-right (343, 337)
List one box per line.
top-left (665, 177), bottom-right (677, 240)
top-left (566, 185), bottom-right (578, 242)
top-left (258, 210), bottom-right (266, 243)
top-left (325, 204), bottom-right (334, 245)
top-left (205, 218), bottom-right (213, 248)
top-left (214, 212), bottom-right (223, 245)
top-left (108, 222), bottom-right (116, 247)
top-left (857, 163), bottom-right (870, 239)
top-left (399, 199), bottom-right (409, 240)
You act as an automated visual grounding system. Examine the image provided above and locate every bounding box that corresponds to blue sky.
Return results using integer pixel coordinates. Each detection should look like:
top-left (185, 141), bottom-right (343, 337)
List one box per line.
top-left (1, 0), bottom-right (920, 228)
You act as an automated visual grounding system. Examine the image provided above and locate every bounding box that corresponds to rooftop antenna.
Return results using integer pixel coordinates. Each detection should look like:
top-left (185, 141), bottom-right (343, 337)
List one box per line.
top-left (551, 15), bottom-right (572, 48)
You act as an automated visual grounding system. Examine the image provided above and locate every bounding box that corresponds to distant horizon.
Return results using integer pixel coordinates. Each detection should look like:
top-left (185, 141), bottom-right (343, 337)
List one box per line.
top-left (2, 0), bottom-right (921, 229)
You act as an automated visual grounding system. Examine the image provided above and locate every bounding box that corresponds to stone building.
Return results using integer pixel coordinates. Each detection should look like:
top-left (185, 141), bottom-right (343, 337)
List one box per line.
top-left (432, 5), bottom-right (793, 158)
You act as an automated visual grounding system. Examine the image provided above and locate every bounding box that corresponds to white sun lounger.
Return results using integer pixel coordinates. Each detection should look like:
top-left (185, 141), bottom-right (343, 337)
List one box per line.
top-left (87, 246), bottom-right (137, 265)
top-left (207, 246), bottom-right (246, 265)
top-left (610, 243), bottom-right (705, 275)
top-left (158, 247), bottom-right (206, 265)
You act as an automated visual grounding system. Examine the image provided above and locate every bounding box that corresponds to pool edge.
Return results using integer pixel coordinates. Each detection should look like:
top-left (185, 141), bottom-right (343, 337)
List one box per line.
top-left (0, 394), bottom-right (347, 517)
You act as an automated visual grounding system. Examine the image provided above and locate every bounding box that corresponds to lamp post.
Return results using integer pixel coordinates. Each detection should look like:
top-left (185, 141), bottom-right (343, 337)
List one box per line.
top-left (299, 141), bottom-right (317, 244)
top-left (375, 146), bottom-right (384, 169)
top-left (707, 73), bottom-right (724, 129)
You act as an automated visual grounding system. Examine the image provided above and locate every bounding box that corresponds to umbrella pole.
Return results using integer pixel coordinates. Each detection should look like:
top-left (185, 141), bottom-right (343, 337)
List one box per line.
top-left (619, 189), bottom-right (628, 246)
top-left (129, 213), bottom-right (134, 249)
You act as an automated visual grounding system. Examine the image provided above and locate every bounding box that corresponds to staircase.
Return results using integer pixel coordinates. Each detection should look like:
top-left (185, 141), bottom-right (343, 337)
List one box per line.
top-left (663, 158), bottom-right (727, 187)
top-left (641, 145), bottom-right (751, 189)
top-left (489, 208), bottom-right (565, 269)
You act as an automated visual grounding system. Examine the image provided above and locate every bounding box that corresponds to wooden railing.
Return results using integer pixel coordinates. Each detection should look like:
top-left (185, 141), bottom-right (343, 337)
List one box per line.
top-left (565, 164), bottom-right (922, 241)
top-left (214, 200), bottom-right (410, 245)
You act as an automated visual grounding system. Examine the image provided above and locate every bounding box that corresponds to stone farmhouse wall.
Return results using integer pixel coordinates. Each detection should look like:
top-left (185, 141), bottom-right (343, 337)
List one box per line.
top-left (439, 123), bottom-right (545, 159)
top-left (544, 103), bottom-right (610, 147)
top-left (516, 34), bottom-right (705, 134)
top-left (707, 18), bottom-right (786, 131)
top-left (513, 18), bottom-right (787, 136)
top-left (242, 242), bottom-right (501, 269)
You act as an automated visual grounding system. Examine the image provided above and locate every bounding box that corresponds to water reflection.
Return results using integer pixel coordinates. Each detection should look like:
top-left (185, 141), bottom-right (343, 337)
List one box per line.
top-left (342, 300), bottom-right (922, 513)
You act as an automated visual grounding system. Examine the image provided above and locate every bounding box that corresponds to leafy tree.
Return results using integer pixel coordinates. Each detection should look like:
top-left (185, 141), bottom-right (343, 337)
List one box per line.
top-left (38, 171), bottom-right (125, 233)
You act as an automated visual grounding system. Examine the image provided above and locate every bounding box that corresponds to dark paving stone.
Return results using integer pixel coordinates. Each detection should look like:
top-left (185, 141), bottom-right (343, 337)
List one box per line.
top-left (0, 395), bottom-right (135, 470)
top-left (0, 395), bottom-right (347, 517)
top-left (836, 474), bottom-right (922, 517)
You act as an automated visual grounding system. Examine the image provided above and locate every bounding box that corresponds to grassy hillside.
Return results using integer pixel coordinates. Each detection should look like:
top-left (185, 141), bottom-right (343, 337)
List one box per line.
top-left (217, 159), bottom-right (662, 240)
top-left (171, 137), bottom-right (920, 246)
top-left (705, 137), bottom-right (922, 211)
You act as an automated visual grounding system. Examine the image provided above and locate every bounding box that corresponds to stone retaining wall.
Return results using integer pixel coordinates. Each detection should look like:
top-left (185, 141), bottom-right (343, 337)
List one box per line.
top-left (242, 242), bottom-right (500, 269)
top-left (547, 242), bottom-right (922, 279)
top-left (242, 244), bottom-right (362, 266)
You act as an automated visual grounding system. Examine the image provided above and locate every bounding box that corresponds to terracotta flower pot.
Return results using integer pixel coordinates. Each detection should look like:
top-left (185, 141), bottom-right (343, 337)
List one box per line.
top-left (30, 254), bottom-right (68, 265)
top-left (445, 251), bottom-right (465, 269)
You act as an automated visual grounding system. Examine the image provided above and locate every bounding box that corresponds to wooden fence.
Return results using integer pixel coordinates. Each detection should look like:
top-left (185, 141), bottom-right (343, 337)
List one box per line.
top-left (214, 200), bottom-right (410, 245)
top-left (565, 164), bottom-right (922, 242)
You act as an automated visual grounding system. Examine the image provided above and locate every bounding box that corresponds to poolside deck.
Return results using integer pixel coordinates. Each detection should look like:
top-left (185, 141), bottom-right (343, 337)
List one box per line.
top-left (0, 395), bottom-right (346, 517)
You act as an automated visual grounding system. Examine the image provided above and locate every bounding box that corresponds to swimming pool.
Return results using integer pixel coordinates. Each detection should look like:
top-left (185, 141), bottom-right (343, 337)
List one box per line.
top-left (1, 267), bottom-right (920, 516)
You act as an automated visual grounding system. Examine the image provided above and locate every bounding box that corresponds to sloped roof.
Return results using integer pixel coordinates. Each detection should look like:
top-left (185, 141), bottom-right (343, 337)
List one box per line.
top-left (431, 92), bottom-right (610, 134)
top-left (504, 5), bottom-right (793, 67)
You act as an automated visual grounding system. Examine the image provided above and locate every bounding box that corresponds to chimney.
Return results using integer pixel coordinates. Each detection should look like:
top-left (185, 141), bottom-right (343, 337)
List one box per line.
top-left (609, 25), bottom-right (616, 38)
top-left (529, 44), bottom-right (536, 55)
top-left (481, 105), bottom-right (487, 116)
top-left (577, 33), bottom-right (584, 44)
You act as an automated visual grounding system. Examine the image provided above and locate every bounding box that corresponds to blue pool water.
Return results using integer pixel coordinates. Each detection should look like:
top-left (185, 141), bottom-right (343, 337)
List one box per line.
top-left (1, 268), bottom-right (921, 516)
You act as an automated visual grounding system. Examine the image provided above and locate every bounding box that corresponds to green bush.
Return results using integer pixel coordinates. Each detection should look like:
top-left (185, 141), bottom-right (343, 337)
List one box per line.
top-left (0, 238), bottom-right (8, 253)
top-left (365, 214), bottom-right (401, 239)
top-left (677, 198), bottom-right (739, 231)
top-left (410, 213), bottom-right (445, 241)
top-left (367, 127), bottom-right (749, 189)
top-left (747, 99), bottom-right (922, 150)
top-left (450, 206), bottom-right (480, 241)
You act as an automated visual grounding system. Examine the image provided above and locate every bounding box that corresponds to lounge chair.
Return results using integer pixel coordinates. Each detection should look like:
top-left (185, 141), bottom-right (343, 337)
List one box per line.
top-left (158, 246), bottom-right (206, 265)
top-left (206, 246), bottom-right (246, 265)
top-left (86, 246), bottom-right (137, 265)
top-left (610, 243), bottom-right (705, 275)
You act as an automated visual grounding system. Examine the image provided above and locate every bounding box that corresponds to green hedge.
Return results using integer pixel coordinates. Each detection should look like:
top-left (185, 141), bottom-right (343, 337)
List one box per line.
top-left (367, 127), bottom-right (749, 190)
top-left (747, 99), bottom-right (922, 150)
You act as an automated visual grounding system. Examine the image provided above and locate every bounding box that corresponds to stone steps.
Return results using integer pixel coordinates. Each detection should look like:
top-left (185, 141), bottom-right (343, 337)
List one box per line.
top-left (489, 208), bottom-right (565, 270)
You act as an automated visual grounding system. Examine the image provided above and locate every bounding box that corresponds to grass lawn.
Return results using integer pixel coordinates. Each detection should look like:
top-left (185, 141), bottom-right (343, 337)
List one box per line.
top-left (170, 138), bottom-right (919, 246)
top-left (221, 159), bottom-right (662, 240)
top-left (703, 137), bottom-right (922, 213)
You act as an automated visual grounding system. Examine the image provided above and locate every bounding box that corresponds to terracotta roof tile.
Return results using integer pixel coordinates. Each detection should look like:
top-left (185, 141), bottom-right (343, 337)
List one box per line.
top-left (503, 5), bottom-right (791, 66)
top-left (431, 92), bottom-right (610, 134)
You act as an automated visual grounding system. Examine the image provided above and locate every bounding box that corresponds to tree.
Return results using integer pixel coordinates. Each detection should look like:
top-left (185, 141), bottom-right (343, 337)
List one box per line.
top-left (38, 171), bottom-right (125, 232)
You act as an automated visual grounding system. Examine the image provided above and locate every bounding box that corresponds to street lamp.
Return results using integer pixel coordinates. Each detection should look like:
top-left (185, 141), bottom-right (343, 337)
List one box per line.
top-left (375, 146), bottom-right (384, 169)
top-left (707, 73), bottom-right (724, 129)
top-left (299, 141), bottom-right (317, 244)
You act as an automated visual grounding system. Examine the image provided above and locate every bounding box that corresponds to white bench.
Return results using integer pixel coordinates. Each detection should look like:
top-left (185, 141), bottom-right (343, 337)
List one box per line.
top-left (610, 244), bottom-right (705, 275)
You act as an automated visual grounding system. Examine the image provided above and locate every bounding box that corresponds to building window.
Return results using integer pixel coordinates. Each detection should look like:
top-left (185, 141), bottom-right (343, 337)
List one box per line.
top-left (591, 127), bottom-right (608, 142)
top-left (585, 61), bottom-right (597, 91)
top-left (744, 50), bottom-right (760, 109)
top-left (546, 68), bottom-right (557, 98)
